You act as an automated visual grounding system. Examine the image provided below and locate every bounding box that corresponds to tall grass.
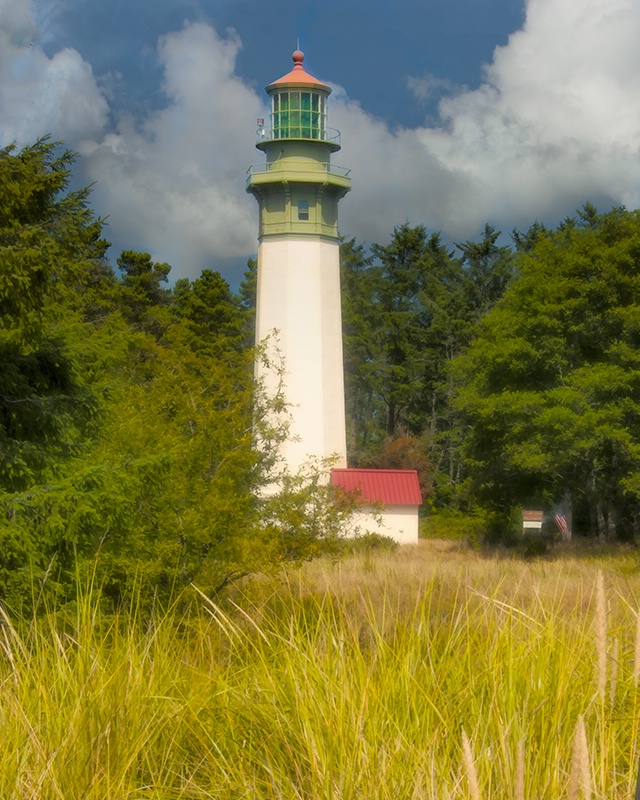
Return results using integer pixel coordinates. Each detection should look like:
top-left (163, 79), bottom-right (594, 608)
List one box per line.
top-left (1, 541), bottom-right (640, 798)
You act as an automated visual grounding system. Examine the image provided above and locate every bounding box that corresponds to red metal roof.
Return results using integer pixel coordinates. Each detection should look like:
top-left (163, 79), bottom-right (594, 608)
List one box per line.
top-left (331, 469), bottom-right (423, 506)
top-left (267, 50), bottom-right (331, 92)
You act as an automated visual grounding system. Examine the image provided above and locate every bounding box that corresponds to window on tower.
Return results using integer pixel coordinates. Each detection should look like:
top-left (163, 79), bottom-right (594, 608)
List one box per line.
top-left (271, 91), bottom-right (326, 140)
top-left (297, 199), bottom-right (310, 220)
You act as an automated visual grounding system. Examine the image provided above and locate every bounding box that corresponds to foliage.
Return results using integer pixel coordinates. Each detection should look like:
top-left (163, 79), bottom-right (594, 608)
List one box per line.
top-left (456, 223), bottom-right (514, 316)
top-left (0, 138), bottom-right (108, 493)
top-left (0, 140), bottom-right (354, 609)
top-left (9, 132), bottom-right (640, 604)
top-left (340, 530), bottom-right (398, 553)
top-left (340, 237), bottom-right (379, 452)
top-left (456, 206), bottom-right (640, 539)
top-left (356, 434), bottom-right (433, 499)
top-left (173, 267), bottom-right (246, 355)
top-left (117, 250), bottom-right (171, 318)
top-left (239, 256), bottom-right (258, 347)
top-left (341, 224), bottom-right (513, 507)
top-left (420, 508), bottom-right (489, 542)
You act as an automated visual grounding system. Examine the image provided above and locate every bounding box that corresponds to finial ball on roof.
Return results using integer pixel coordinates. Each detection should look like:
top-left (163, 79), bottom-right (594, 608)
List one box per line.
top-left (292, 49), bottom-right (304, 65)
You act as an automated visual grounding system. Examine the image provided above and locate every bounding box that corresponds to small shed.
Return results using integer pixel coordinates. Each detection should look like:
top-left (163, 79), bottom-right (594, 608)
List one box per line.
top-left (330, 468), bottom-right (422, 544)
top-left (522, 509), bottom-right (544, 535)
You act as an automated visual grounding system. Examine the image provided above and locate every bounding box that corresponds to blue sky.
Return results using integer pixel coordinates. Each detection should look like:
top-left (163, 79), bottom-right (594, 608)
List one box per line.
top-left (2, 0), bottom-right (639, 284)
top-left (53, 0), bottom-right (524, 128)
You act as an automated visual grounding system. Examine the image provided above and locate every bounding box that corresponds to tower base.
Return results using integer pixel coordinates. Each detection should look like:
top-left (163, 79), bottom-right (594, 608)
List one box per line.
top-left (255, 235), bottom-right (347, 474)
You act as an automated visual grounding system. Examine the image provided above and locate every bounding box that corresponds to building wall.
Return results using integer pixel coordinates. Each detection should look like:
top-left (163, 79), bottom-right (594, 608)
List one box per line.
top-left (255, 234), bottom-right (347, 472)
top-left (347, 505), bottom-right (420, 545)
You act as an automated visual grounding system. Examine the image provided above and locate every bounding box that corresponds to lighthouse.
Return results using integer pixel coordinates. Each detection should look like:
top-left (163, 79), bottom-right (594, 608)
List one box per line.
top-left (247, 50), bottom-right (351, 473)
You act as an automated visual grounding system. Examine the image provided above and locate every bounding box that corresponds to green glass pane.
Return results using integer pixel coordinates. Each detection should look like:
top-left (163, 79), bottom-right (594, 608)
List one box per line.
top-left (301, 93), bottom-right (311, 110)
top-left (272, 94), bottom-right (279, 111)
top-left (290, 93), bottom-right (300, 109)
top-left (280, 93), bottom-right (289, 110)
top-left (310, 112), bottom-right (320, 138)
top-left (301, 110), bottom-right (311, 138)
top-left (312, 94), bottom-right (319, 111)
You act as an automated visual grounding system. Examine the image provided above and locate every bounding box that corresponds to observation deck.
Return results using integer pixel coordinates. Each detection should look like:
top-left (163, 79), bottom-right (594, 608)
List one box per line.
top-left (246, 159), bottom-right (351, 191)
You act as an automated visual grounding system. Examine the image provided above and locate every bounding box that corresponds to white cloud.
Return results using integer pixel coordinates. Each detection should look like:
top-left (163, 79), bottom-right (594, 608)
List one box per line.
top-left (2, 0), bottom-right (640, 279)
top-left (405, 73), bottom-right (457, 104)
top-left (334, 0), bottom-right (640, 243)
top-left (0, 9), bottom-right (263, 280)
top-left (84, 22), bottom-right (263, 278)
top-left (0, 0), bottom-right (108, 146)
top-left (0, 0), bottom-right (37, 45)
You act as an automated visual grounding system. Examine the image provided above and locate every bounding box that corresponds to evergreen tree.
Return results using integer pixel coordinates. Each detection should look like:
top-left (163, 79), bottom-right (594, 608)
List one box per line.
top-left (0, 139), bottom-right (108, 493)
top-left (456, 207), bottom-right (640, 540)
top-left (174, 269), bottom-right (244, 356)
top-left (457, 224), bottom-right (514, 318)
top-left (239, 257), bottom-right (257, 339)
top-left (0, 140), bottom-right (353, 609)
top-left (341, 225), bottom-right (513, 504)
top-left (340, 237), bottom-right (381, 453)
top-left (116, 250), bottom-right (172, 337)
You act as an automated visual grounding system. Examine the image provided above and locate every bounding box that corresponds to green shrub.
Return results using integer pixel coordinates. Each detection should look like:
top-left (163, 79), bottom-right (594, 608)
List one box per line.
top-left (420, 509), bottom-right (489, 543)
top-left (341, 531), bottom-right (398, 554)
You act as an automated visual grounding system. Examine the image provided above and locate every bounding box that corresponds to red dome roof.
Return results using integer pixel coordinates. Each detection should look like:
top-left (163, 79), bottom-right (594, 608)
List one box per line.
top-left (267, 50), bottom-right (331, 93)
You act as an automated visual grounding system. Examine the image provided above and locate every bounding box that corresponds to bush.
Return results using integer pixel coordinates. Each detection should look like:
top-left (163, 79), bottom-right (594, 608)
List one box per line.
top-left (421, 509), bottom-right (490, 544)
top-left (341, 532), bottom-right (398, 554)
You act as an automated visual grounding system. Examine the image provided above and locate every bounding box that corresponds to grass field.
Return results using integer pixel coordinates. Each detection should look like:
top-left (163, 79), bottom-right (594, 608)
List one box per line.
top-left (2, 540), bottom-right (640, 798)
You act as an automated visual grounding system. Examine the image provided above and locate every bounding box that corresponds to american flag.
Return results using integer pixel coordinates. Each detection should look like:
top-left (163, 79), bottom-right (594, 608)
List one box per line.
top-left (554, 512), bottom-right (568, 534)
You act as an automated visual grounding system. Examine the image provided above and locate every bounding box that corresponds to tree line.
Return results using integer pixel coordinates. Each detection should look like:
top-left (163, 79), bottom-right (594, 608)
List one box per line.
top-left (0, 139), bottom-right (350, 609)
top-left (341, 206), bottom-right (640, 543)
top-left (2, 138), bottom-right (640, 607)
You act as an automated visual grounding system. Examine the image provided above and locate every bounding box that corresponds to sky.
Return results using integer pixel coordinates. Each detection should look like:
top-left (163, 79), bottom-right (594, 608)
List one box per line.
top-left (2, 0), bottom-right (640, 285)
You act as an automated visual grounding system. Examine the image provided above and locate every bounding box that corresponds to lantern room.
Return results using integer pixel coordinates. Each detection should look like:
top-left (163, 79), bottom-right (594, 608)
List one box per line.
top-left (257, 50), bottom-right (340, 151)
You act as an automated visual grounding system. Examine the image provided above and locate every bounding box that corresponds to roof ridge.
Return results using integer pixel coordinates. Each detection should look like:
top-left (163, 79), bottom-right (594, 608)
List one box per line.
top-left (332, 467), bottom-right (418, 473)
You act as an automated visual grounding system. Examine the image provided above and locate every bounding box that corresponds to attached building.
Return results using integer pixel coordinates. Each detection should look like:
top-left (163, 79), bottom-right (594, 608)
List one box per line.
top-left (331, 468), bottom-right (423, 545)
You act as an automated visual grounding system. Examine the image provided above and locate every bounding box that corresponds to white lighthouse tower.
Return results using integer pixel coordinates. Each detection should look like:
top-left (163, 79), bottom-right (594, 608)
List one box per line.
top-left (247, 50), bottom-right (351, 473)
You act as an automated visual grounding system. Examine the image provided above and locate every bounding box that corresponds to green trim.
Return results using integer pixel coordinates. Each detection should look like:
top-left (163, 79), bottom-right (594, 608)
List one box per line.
top-left (247, 168), bottom-right (351, 192)
top-left (257, 136), bottom-right (341, 154)
top-left (260, 221), bottom-right (342, 239)
top-left (247, 137), bottom-right (350, 241)
top-left (248, 178), bottom-right (348, 239)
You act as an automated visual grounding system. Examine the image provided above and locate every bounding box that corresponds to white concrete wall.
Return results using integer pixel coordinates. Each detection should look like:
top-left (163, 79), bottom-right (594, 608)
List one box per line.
top-left (255, 235), bottom-right (347, 473)
top-left (347, 505), bottom-right (420, 545)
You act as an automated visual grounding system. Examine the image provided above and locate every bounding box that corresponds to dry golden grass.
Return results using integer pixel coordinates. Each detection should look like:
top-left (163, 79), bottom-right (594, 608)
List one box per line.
top-left (1, 540), bottom-right (640, 798)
